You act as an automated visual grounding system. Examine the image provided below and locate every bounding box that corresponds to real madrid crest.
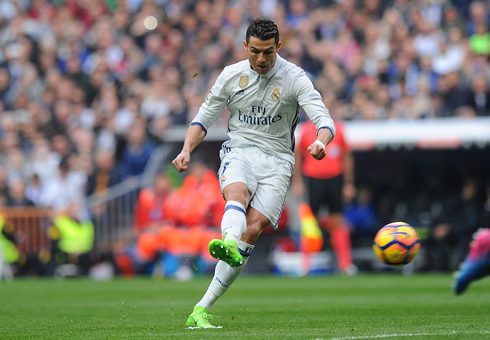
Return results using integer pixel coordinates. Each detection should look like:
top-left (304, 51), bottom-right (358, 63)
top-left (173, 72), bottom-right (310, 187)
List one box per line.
top-left (272, 88), bottom-right (281, 101)
top-left (220, 175), bottom-right (226, 184)
top-left (239, 75), bottom-right (249, 89)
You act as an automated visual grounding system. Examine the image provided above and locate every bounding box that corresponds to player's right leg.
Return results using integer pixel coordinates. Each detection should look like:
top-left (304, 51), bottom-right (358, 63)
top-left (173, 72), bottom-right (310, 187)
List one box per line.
top-left (454, 229), bottom-right (490, 295)
top-left (208, 184), bottom-right (250, 268)
top-left (208, 237), bottom-right (243, 268)
top-left (207, 151), bottom-right (256, 267)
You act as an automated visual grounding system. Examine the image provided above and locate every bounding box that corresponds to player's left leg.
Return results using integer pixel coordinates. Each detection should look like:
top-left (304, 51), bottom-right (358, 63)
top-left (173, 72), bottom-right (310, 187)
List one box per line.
top-left (454, 229), bottom-right (490, 295)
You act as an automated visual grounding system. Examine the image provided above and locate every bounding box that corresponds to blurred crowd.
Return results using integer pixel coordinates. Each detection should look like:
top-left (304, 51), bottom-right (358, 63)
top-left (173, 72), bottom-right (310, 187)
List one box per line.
top-left (1, 0), bottom-right (490, 277)
top-left (1, 0), bottom-right (490, 208)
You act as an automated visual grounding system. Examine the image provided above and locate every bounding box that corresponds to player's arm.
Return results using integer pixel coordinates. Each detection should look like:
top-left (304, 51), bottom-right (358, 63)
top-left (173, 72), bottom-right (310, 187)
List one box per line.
top-left (172, 125), bottom-right (206, 173)
top-left (307, 128), bottom-right (333, 160)
top-left (172, 70), bottom-right (230, 172)
top-left (292, 72), bottom-right (335, 161)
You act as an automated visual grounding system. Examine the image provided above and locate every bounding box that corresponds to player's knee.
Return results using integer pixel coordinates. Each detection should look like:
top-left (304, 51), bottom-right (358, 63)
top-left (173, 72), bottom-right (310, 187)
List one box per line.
top-left (223, 183), bottom-right (250, 205)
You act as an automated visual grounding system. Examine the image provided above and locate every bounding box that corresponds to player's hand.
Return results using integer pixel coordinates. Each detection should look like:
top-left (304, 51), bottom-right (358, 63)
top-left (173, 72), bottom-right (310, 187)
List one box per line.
top-left (172, 152), bottom-right (191, 173)
top-left (307, 142), bottom-right (326, 160)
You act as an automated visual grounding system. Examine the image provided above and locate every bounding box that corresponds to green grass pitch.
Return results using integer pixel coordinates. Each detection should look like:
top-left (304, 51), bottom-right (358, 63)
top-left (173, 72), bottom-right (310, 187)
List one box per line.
top-left (1, 274), bottom-right (490, 339)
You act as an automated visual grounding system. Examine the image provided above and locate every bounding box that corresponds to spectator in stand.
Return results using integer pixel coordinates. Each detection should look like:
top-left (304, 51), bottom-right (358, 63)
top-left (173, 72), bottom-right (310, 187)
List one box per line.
top-left (168, 159), bottom-right (225, 229)
top-left (118, 116), bottom-right (156, 180)
top-left (40, 156), bottom-right (87, 210)
top-left (0, 67), bottom-right (14, 110)
top-left (6, 179), bottom-right (34, 207)
top-left (27, 137), bottom-right (60, 184)
top-left (466, 1), bottom-right (489, 37)
top-left (25, 174), bottom-right (43, 206)
top-left (47, 199), bottom-right (118, 277)
top-left (435, 27), bottom-right (466, 74)
top-left (344, 185), bottom-right (378, 246)
top-left (462, 74), bottom-right (490, 116)
top-left (86, 149), bottom-right (122, 197)
top-left (132, 161), bottom-right (224, 277)
top-left (427, 177), bottom-right (483, 271)
top-left (133, 172), bottom-right (175, 236)
top-left (439, 72), bottom-right (464, 117)
top-left (0, 214), bottom-right (19, 280)
top-left (3, 148), bottom-right (27, 185)
top-left (47, 200), bottom-right (94, 275)
top-left (0, 167), bottom-right (8, 205)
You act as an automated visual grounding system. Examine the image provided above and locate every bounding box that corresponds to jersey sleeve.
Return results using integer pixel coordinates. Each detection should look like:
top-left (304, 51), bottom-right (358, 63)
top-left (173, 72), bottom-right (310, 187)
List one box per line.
top-left (292, 71), bottom-right (336, 139)
top-left (190, 70), bottom-right (230, 135)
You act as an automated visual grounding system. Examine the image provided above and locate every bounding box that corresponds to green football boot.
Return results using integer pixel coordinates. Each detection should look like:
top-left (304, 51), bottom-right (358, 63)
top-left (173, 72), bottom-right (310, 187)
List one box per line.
top-left (208, 238), bottom-right (243, 268)
top-left (186, 306), bottom-right (220, 329)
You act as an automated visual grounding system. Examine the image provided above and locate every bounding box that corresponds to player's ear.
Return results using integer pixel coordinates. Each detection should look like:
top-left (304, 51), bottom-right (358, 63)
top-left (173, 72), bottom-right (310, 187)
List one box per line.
top-left (277, 41), bottom-right (282, 51)
top-left (243, 40), bottom-right (248, 50)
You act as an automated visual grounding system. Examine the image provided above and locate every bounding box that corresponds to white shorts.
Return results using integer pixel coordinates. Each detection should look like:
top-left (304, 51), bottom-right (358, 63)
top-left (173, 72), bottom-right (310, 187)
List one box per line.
top-left (217, 146), bottom-right (293, 229)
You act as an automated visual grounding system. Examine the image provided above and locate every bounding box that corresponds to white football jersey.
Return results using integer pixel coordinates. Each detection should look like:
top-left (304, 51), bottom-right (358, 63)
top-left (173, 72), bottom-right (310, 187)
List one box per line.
top-left (191, 55), bottom-right (335, 168)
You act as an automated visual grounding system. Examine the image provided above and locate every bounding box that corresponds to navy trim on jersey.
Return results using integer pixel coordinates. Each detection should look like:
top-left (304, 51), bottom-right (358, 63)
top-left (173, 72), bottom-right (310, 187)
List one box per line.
top-left (290, 105), bottom-right (300, 151)
top-left (317, 126), bottom-right (335, 138)
top-left (190, 122), bottom-right (207, 135)
top-left (227, 113), bottom-right (233, 133)
top-left (221, 161), bottom-right (230, 176)
top-left (222, 140), bottom-right (232, 154)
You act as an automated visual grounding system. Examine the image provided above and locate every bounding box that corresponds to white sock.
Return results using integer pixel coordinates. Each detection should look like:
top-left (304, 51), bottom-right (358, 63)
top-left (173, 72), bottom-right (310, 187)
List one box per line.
top-left (237, 240), bottom-right (254, 257)
top-left (196, 289), bottom-right (218, 311)
top-left (197, 241), bottom-right (255, 310)
top-left (221, 201), bottom-right (246, 243)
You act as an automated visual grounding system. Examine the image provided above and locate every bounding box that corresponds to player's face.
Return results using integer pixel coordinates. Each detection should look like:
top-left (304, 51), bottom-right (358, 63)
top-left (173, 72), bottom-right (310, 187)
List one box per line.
top-left (244, 36), bottom-right (282, 74)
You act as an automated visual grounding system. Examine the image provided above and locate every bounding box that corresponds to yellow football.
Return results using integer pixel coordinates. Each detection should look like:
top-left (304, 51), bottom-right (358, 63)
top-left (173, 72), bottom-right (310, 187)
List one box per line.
top-left (373, 222), bottom-right (421, 267)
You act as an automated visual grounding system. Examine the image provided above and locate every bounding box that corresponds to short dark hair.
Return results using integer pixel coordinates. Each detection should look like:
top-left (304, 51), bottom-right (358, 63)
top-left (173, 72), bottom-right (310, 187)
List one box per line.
top-left (246, 18), bottom-right (279, 46)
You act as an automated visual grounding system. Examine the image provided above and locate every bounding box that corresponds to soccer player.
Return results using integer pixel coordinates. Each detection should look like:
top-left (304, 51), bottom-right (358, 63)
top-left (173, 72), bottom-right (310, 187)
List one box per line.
top-left (172, 18), bottom-right (335, 328)
top-left (454, 228), bottom-right (490, 295)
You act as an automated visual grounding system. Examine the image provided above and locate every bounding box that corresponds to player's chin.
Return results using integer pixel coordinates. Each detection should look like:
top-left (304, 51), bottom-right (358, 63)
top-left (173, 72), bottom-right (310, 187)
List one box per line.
top-left (256, 66), bottom-right (268, 73)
